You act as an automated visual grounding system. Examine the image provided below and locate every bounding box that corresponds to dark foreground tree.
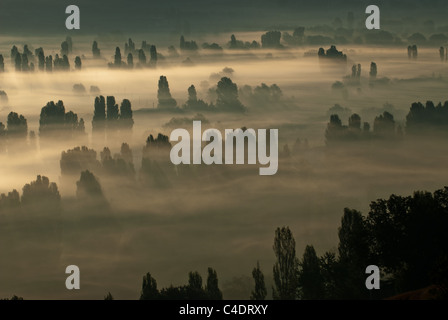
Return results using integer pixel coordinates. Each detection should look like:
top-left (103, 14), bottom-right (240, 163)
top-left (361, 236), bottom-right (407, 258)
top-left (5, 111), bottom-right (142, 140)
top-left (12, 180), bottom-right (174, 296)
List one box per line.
top-left (205, 267), bottom-right (223, 300)
top-left (251, 261), bottom-right (267, 300)
top-left (298, 245), bottom-right (325, 299)
top-left (187, 271), bottom-right (207, 299)
top-left (140, 272), bottom-right (159, 300)
top-left (272, 226), bottom-right (299, 300)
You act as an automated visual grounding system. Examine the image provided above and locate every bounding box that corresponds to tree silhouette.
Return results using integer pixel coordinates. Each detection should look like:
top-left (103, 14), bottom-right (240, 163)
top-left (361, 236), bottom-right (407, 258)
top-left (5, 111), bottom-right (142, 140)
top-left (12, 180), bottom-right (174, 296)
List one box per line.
top-left (140, 133), bottom-right (172, 187)
top-left (138, 49), bottom-right (146, 65)
top-left (405, 100), bottom-right (448, 135)
top-left (261, 31), bottom-right (282, 48)
top-left (373, 111), bottom-right (395, 139)
top-left (39, 100), bottom-right (84, 138)
top-left (325, 114), bottom-right (344, 144)
top-left (0, 55), bottom-right (4, 72)
top-left (60, 146), bottom-right (100, 175)
top-left (187, 271), bottom-right (207, 299)
top-left (23, 44), bottom-right (32, 60)
top-left (157, 76), bottom-right (177, 109)
top-left (339, 209), bottom-right (370, 266)
top-left (11, 45), bottom-right (19, 63)
top-left (45, 55), bottom-right (53, 72)
top-left (119, 99), bottom-right (134, 129)
top-left (272, 226), bottom-right (299, 300)
top-left (74, 56), bottom-right (82, 70)
top-left (61, 41), bottom-right (69, 56)
top-left (127, 53), bottom-right (133, 68)
top-left (114, 47), bottom-right (122, 67)
top-left (92, 41), bottom-right (101, 58)
top-left (180, 35), bottom-right (198, 50)
top-left (202, 42), bottom-right (223, 50)
top-left (100, 145), bottom-right (135, 178)
top-left (21, 175), bottom-right (61, 209)
top-left (76, 170), bottom-right (106, 205)
top-left (21, 54), bottom-right (29, 71)
top-left (6, 112), bottom-right (27, 138)
top-left (205, 267), bottom-right (223, 300)
top-left (250, 261), bottom-right (267, 300)
top-left (0, 121), bottom-right (6, 152)
top-left (366, 188), bottom-right (448, 292)
top-left (39, 101), bottom-right (66, 132)
top-left (370, 62), bottom-right (377, 79)
top-left (125, 38), bottom-right (135, 55)
top-left (140, 272), bottom-right (159, 300)
top-left (0, 189), bottom-right (20, 209)
top-left (138, 269), bottom-right (223, 300)
top-left (92, 95), bottom-right (106, 132)
top-left (37, 50), bottom-right (45, 71)
top-left (337, 208), bottom-right (371, 299)
top-left (106, 96), bottom-right (119, 126)
top-left (319, 251), bottom-right (340, 299)
top-left (348, 113), bottom-right (361, 131)
top-left (15, 53), bottom-right (22, 71)
top-left (216, 77), bottom-right (245, 112)
top-left (229, 34), bottom-right (238, 49)
top-left (411, 45), bottom-right (418, 59)
top-left (149, 45), bottom-right (157, 68)
top-left (141, 41), bottom-right (150, 52)
top-left (298, 245), bottom-right (325, 299)
top-left (240, 83), bottom-right (283, 108)
top-left (62, 55), bottom-right (70, 70)
top-left (184, 85), bottom-right (211, 111)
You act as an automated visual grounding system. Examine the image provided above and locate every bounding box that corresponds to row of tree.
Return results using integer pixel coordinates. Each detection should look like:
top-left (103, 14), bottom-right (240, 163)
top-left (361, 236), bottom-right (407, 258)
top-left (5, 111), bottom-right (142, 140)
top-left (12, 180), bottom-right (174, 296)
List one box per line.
top-left (92, 96), bottom-right (134, 133)
top-left (60, 143), bottom-right (135, 179)
top-left (39, 100), bottom-right (85, 138)
top-left (109, 44), bottom-right (157, 69)
top-left (180, 32), bottom-right (279, 51)
top-left (0, 175), bottom-right (61, 212)
top-left (60, 134), bottom-right (173, 188)
top-left (140, 268), bottom-right (223, 300)
top-left (325, 111), bottom-right (401, 144)
top-left (325, 99), bottom-right (448, 144)
top-left (6, 43), bottom-right (81, 72)
top-left (157, 75), bottom-right (245, 112)
top-left (0, 112), bottom-right (30, 153)
top-left (252, 185), bottom-right (448, 300)
top-left (136, 181), bottom-right (448, 301)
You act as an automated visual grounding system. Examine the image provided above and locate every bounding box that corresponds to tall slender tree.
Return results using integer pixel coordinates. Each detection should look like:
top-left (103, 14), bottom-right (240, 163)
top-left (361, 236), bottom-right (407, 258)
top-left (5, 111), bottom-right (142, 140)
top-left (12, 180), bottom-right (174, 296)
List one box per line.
top-left (205, 268), bottom-right (223, 300)
top-left (251, 261), bottom-right (267, 300)
top-left (272, 226), bottom-right (299, 300)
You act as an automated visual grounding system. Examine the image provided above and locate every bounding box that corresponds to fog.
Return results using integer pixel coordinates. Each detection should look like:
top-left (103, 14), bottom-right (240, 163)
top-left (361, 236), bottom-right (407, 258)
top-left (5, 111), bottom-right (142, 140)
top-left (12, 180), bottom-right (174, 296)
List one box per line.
top-left (1, 30), bottom-right (448, 299)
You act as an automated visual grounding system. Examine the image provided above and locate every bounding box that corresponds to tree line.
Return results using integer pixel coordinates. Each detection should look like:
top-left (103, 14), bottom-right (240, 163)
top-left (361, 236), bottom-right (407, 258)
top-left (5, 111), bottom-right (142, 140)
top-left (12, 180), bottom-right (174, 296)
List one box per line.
top-left (2, 174), bottom-right (446, 299)
top-left (325, 99), bottom-right (448, 144)
top-left (133, 184), bottom-right (448, 300)
top-left (4, 37), bottom-right (81, 72)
